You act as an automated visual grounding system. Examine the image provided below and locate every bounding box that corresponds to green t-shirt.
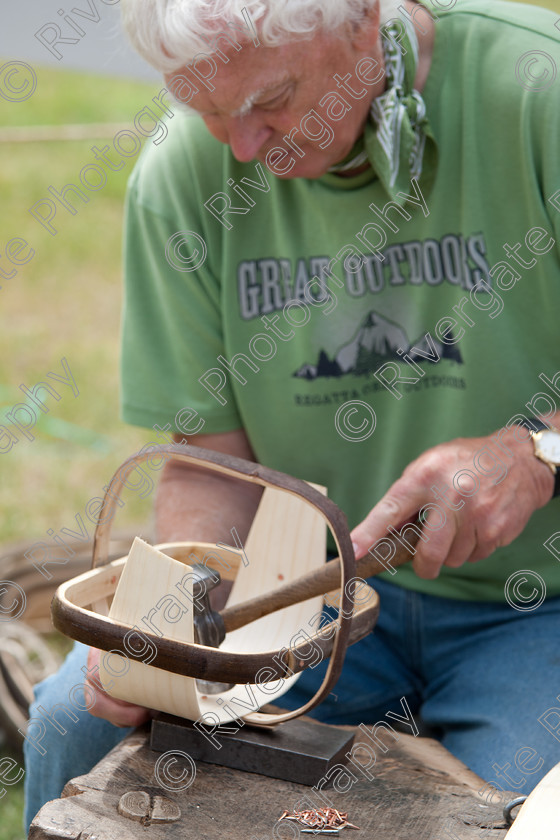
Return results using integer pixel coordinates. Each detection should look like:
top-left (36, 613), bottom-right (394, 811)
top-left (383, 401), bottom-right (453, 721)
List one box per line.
top-left (121, 0), bottom-right (560, 601)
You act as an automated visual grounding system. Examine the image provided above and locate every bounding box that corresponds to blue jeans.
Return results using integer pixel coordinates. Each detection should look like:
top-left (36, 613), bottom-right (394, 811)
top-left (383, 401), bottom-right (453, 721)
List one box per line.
top-left (23, 642), bottom-right (134, 832)
top-left (24, 578), bottom-right (560, 831)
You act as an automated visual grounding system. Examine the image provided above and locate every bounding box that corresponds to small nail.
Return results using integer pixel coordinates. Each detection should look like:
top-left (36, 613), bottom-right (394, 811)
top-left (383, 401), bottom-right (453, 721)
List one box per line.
top-left (351, 541), bottom-right (360, 555)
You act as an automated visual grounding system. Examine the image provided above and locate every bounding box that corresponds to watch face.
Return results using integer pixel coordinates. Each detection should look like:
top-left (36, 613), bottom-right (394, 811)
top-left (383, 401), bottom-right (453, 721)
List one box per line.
top-left (536, 431), bottom-right (560, 465)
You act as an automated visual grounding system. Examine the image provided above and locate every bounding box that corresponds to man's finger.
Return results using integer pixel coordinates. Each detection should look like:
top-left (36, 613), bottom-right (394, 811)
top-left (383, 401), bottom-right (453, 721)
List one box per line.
top-left (86, 686), bottom-right (151, 727)
top-left (443, 527), bottom-right (478, 569)
top-left (351, 490), bottom-right (426, 559)
top-left (412, 516), bottom-right (458, 579)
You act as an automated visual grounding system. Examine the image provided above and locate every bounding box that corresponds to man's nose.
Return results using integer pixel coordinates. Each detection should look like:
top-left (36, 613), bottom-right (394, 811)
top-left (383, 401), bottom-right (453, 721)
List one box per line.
top-left (225, 114), bottom-right (274, 163)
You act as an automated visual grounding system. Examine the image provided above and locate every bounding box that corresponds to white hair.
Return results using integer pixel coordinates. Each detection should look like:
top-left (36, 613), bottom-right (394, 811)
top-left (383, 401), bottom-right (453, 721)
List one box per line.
top-left (121, 0), bottom-right (403, 72)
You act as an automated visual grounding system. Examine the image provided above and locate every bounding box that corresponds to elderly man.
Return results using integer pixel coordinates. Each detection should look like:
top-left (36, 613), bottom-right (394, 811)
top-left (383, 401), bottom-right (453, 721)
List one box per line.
top-left (24, 0), bottom-right (560, 830)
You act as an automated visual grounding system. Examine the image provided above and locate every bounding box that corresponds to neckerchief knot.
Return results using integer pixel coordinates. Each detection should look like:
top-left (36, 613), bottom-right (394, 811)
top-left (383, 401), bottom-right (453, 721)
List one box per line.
top-left (329, 16), bottom-right (437, 203)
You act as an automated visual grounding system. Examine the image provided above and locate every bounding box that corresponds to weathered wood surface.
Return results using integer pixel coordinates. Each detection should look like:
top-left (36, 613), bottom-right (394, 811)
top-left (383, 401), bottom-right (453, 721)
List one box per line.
top-left (29, 724), bottom-right (513, 840)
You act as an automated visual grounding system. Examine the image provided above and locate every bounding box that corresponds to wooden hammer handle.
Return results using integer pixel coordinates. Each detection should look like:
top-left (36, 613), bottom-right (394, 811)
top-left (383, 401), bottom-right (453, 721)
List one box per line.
top-left (221, 529), bottom-right (419, 633)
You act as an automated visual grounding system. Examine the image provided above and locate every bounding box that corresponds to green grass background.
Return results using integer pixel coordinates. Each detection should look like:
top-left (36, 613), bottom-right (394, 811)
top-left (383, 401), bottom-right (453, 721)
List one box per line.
top-left (0, 70), bottom-right (158, 545)
top-left (1, 0), bottom-right (559, 836)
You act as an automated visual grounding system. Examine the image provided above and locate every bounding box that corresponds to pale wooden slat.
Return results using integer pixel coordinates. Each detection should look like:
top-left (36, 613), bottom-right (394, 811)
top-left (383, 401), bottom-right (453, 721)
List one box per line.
top-left (505, 762), bottom-right (560, 838)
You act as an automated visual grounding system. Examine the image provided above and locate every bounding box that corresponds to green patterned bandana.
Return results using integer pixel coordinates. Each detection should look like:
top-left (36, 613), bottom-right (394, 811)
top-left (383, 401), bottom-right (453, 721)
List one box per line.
top-left (329, 16), bottom-right (437, 203)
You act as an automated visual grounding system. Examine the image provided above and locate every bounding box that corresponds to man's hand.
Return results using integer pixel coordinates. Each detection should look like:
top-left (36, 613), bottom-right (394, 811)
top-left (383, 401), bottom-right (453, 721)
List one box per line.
top-left (85, 647), bottom-right (152, 728)
top-left (350, 425), bottom-right (555, 580)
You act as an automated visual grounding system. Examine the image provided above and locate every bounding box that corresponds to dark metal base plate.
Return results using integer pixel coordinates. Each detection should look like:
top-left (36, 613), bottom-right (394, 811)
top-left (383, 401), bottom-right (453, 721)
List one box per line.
top-left (150, 712), bottom-right (355, 786)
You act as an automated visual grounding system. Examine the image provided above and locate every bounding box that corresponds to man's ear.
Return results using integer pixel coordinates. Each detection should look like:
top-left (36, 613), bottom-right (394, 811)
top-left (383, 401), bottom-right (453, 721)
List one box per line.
top-left (349, 1), bottom-right (381, 52)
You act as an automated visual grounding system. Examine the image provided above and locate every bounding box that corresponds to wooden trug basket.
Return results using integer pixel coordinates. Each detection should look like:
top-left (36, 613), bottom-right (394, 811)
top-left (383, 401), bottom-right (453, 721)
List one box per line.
top-left (51, 444), bottom-right (379, 726)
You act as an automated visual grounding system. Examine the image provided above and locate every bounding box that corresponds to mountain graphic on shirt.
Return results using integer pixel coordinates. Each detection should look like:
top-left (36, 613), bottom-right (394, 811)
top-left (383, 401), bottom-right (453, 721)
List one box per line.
top-left (293, 311), bottom-right (463, 380)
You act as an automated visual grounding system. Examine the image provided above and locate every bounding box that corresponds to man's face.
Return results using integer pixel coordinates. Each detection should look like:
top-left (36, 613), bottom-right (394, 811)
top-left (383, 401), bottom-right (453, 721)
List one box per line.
top-left (164, 13), bottom-right (384, 179)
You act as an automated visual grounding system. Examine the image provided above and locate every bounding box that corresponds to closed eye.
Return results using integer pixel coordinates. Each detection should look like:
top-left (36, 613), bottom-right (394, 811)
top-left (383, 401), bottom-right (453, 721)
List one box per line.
top-left (198, 82), bottom-right (295, 119)
top-left (256, 83), bottom-right (295, 112)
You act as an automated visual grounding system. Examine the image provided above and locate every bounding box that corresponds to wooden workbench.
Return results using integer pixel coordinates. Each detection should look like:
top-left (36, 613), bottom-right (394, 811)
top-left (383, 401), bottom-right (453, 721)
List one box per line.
top-left (29, 723), bottom-right (513, 839)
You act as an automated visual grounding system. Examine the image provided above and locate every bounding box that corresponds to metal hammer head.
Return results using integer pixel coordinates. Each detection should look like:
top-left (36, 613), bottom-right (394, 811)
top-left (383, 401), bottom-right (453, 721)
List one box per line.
top-left (191, 563), bottom-right (226, 647)
top-left (191, 564), bottom-right (232, 694)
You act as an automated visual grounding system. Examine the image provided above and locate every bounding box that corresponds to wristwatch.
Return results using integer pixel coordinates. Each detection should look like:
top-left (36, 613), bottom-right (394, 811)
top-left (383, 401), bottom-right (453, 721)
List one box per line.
top-left (516, 418), bottom-right (560, 498)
